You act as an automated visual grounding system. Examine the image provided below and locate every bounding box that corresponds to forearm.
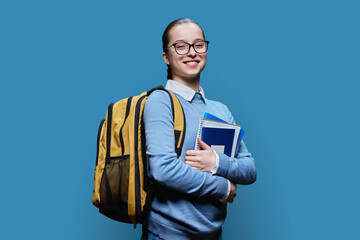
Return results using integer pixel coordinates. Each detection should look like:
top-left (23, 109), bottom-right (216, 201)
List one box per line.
top-left (147, 151), bottom-right (229, 199)
top-left (215, 140), bottom-right (257, 184)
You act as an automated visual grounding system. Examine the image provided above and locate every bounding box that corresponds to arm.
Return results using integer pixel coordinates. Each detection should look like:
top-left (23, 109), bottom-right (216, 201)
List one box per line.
top-left (216, 140), bottom-right (257, 185)
top-left (185, 106), bottom-right (257, 185)
top-left (218, 105), bottom-right (257, 184)
top-left (144, 90), bottom-right (229, 200)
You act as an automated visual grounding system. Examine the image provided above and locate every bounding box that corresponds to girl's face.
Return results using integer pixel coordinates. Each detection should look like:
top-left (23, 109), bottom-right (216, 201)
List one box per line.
top-left (163, 23), bottom-right (207, 84)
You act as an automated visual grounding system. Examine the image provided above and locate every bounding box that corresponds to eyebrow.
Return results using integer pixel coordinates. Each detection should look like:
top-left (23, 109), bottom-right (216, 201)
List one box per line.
top-left (174, 38), bottom-right (205, 43)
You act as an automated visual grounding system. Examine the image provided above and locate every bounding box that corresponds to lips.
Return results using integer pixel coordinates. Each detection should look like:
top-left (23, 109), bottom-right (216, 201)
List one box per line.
top-left (183, 60), bottom-right (200, 66)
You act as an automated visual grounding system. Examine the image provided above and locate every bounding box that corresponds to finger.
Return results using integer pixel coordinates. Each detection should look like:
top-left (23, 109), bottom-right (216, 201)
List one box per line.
top-left (186, 150), bottom-right (201, 156)
top-left (186, 162), bottom-right (200, 169)
top-left (185, 159), bottom-right (199, 166)
top-left (185, 160), bottom-right (198, 166)
top-left (185, 156), bottom-right (200, 162)
top-left (233, 191), bottom-right (237, 197)
top-left (185, 159), bottom-right (199, 164)
top-left (198, 138), bottom-right (212, 150)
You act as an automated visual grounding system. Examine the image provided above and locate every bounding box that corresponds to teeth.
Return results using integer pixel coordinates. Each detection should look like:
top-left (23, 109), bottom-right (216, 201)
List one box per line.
top-left (186, 61), bottom-right (198, 64)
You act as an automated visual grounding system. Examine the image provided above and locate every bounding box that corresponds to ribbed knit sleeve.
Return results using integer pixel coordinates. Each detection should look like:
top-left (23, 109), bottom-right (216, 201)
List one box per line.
top-left (215, 104), bottom-right (257, 184)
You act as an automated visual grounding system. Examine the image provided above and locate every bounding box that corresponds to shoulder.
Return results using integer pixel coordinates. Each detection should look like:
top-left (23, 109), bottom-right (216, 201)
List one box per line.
top-left (206, 99), bottom-right (229, 111)
top-left (205, 98), bottom-right (235, 124)
top-left (144, 90), bottom-right (173, 117)
top-left (148, 89), bottom-right (171, 100)
top-left (146, 90), bottom-right (172, 108)
top-left (206, 98), bottom-right (232, 115)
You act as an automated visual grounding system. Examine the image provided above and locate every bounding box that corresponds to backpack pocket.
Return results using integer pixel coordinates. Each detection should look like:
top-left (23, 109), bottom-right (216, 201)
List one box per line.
top-left (99, 154), bottom-right (131, 223)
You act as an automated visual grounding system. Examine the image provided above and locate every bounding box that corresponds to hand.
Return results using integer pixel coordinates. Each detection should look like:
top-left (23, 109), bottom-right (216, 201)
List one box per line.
top-left (222, 182), bottom-right (237, 204)
top-left (185, 138), bottom-right (216, 173)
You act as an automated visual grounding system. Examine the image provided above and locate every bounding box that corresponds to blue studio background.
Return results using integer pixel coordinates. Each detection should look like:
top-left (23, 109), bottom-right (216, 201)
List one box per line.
top-left (1, 0), bottom-right (359, 239)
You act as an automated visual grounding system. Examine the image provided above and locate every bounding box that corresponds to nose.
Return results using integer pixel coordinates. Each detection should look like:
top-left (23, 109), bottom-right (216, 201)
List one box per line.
top-left (187, 45), bottom-right (197, 56)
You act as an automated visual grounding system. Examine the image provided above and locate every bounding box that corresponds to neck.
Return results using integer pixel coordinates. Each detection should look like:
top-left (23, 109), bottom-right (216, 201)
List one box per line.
top-left (172, 76), bottom-right (200, 92)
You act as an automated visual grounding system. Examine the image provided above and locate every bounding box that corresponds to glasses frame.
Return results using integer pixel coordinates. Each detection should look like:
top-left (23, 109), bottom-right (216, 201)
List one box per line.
top-left (167, 40), bottom-right (210, 55)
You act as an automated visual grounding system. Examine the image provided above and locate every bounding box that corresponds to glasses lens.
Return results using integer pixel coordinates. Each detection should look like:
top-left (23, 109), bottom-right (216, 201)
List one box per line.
top-left (194, 41), bottom-right (207, 53)
top-left (175, 43), bottom-right (189, 55)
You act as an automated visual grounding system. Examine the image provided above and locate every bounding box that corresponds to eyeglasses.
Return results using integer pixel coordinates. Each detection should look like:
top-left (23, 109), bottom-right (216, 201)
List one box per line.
top-left (167, 40), bottom-right (210, 55)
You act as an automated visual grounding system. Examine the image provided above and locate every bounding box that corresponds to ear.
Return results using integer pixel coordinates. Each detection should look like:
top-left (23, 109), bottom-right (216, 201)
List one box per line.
top-left (162, 52), bottom-right (170, 65)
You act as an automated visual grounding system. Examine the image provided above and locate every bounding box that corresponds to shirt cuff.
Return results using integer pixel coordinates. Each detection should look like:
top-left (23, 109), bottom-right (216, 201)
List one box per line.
top-left (219, 179), bottom-right (231, 202)
top-left (210, 150), bottom-right (219, 174)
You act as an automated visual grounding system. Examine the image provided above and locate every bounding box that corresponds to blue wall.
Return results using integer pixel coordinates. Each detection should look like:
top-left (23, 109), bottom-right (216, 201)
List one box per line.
top-left (1, 0), bottom-right (359, 239)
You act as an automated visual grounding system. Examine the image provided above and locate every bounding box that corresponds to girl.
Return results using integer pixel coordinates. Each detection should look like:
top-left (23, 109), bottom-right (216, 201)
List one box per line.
top-left (143, 18), bottom-right (257, 240)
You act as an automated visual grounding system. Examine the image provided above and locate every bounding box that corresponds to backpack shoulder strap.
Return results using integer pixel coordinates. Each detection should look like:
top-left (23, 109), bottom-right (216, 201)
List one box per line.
top-left (147, 86), bottom-right (186, 158)
top-left (165, 90), bottom-right (186, 157)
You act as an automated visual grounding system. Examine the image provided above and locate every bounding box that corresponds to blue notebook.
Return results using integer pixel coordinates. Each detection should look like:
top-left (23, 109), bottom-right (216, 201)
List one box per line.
top-left (203, 112), bottom-right (228, 123)
top-left (201, 127), bottom-right (235, 157)
top-left (202, 113), bottom-right (245, 155)
top-left (195, 113), bottom-right (244, 157)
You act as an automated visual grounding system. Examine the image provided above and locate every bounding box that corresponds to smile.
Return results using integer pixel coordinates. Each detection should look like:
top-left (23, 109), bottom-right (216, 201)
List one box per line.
top-left (184, 60), bottom-right (200, 66)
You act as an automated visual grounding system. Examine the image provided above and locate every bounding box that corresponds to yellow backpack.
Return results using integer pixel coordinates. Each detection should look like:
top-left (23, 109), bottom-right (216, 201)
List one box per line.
top-left (92, 86), bottom-right (186, 225)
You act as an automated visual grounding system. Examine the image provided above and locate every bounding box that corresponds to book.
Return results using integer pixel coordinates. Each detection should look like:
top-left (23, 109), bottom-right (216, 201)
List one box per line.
top-left (203, 112), bottom-right (228, 123)
top-left (203, 113), bottom-right (245, 154)
top-left (201, 127), bottom-right (236, 157)
top-left (195, 113), bottom-right (245, 157)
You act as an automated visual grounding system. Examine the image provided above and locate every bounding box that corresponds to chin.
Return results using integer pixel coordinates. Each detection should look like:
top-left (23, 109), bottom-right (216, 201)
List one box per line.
top-left (185, 69), bottom-right (203, 77)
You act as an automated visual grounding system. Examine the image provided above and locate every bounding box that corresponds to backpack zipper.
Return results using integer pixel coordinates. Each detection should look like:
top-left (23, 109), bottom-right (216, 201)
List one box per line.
top-left (119, 97), bottom-right (133, 155)
top-left (106, 103), bottom-right (114, 160)
top-left (95, 119), bottom-right (105, 166)
top-left (134, 95), bottom-right (147, 222)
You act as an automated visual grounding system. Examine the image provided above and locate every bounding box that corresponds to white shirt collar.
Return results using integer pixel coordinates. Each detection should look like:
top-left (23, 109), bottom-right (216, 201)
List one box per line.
top-left (165, 80), bottom-right (206, 103)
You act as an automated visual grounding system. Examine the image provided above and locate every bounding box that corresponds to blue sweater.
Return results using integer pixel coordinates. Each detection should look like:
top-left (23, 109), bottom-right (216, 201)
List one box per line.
top-left (143, 88), bottom-right (257, 240)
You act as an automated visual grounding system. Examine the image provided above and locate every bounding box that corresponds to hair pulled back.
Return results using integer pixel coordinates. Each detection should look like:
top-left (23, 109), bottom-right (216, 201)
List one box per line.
top-left (162, 18), bottom-right (205, 79)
